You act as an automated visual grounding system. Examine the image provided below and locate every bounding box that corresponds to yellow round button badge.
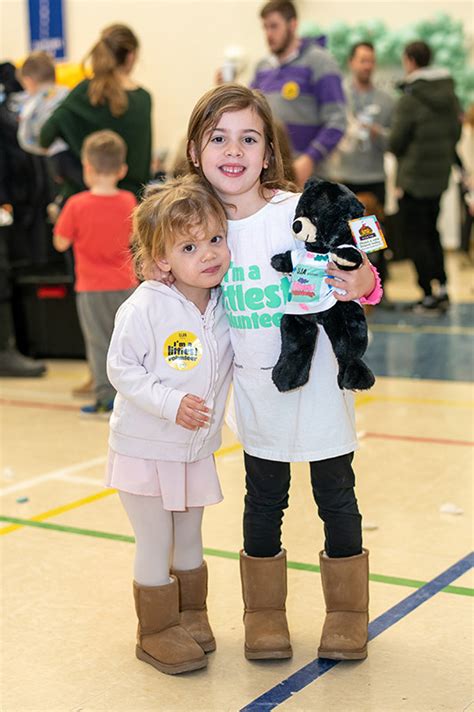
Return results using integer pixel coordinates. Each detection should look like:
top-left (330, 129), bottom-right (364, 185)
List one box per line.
top-left (163, 331), bottom-right (203, 370)
top-left (281, 81), bottom-right (300, 100)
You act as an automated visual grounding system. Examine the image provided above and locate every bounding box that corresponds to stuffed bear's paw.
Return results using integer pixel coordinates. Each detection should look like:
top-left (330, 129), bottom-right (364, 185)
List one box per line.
top-left (271, 252), bottom-right (292, 273)
top-left (330, 246), bottom-right (363, 271)
top-left (272, 361), bottom-right (310, 392)
top-left (337, 360), bottom-right (375, 391)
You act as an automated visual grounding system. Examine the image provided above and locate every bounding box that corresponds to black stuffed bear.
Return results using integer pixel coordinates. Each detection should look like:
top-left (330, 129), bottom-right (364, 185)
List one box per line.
top-left (271, 178), bottom-right (376, 393)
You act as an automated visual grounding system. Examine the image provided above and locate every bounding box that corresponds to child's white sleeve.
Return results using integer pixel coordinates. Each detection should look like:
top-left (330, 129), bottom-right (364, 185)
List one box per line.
top-left (107, 304), bottom-right (188, 423)
top-left (17, 98), bottom-right (45, 155)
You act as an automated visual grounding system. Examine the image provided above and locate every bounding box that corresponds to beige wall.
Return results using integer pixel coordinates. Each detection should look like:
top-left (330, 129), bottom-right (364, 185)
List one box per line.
top-left (2, 0), bottom-right (473, 161)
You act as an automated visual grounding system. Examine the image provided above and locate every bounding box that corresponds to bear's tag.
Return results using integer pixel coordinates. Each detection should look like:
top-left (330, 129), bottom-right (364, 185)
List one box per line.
top-left (348, 215), bottom-right (387, 253)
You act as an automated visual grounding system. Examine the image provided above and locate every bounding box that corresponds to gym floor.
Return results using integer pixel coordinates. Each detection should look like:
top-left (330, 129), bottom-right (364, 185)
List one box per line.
top-left (1, 253), bottom-right (473, 712)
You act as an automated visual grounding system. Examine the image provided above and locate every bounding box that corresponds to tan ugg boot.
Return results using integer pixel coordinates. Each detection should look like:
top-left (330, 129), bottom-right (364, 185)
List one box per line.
top-left (240, 550), bottom-right (292, 660)
top-left (133, 577), bottom-right (207, 674)
top-left (171, 561), bottom-right (216, 653)
top-left (318, 548), bottom-right (369, 660)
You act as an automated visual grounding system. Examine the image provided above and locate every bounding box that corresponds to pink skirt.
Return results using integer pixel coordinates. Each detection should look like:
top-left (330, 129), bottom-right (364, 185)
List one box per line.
top-left (106, 450), bottom-right (223, 511)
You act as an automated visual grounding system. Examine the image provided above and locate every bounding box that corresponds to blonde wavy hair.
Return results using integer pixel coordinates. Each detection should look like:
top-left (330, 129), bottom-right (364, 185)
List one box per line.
top-left (20, 51), bottom-right (56, 83)
top-left (85, 24), bottom-right (139, 117)
top-left (132, 174), bottom-right (227, 280)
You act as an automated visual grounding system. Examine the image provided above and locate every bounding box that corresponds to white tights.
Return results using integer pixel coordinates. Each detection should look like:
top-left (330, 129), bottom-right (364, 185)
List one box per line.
top-left (119, 491), bottom-right (204, 586)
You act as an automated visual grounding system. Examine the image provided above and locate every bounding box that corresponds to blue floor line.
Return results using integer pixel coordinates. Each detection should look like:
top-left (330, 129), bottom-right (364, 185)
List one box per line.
top-left (240, 551), bottom-right (474, 711)
top-left (365, 301), bottom-right (474, 382)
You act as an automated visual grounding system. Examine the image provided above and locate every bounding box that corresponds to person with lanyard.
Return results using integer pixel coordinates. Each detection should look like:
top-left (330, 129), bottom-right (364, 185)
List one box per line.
top-left (326, 41), bottom-right (394, 293)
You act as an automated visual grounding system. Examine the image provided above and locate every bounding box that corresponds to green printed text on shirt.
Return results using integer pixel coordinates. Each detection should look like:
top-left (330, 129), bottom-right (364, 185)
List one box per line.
top-left (221, 262), bottom-right (290, 330)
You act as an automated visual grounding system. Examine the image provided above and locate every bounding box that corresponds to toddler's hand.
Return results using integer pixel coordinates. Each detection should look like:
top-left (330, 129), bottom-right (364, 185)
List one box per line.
top-left (176, 394), bottom-right (210, 430)
top-left (325, 253), bottom-right (376, 301)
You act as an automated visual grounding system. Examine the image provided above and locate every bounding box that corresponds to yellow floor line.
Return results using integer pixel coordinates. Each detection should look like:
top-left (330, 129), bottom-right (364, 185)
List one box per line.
top-left (0, 442), bottom-right (243, 536)
top-left (0, 490), bottom-right (116, 535)
top-left (356, 394), bottom-right (473, 409)
top-left (214, 443), bottom-right (242, 458)
top-left (355, 394), bottom-right (373, 407)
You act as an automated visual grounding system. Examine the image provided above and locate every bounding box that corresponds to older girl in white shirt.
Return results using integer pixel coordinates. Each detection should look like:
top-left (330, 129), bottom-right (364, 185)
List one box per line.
top-left (186, 84), bottom-right (382, 662)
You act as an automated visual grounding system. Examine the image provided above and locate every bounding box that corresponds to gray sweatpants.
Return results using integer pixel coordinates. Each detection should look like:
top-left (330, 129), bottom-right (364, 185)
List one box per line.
top-left (76, 289), bottom-right (134, 404)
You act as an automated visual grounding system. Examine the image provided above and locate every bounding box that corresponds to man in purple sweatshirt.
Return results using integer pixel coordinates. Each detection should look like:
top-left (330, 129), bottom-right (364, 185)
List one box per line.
top-left (251, 0), bottom-right (346, 187)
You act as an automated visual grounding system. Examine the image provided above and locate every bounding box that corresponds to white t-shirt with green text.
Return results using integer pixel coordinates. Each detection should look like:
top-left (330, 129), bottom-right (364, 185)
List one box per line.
top-left (224, 192), bottom-right (358, 462)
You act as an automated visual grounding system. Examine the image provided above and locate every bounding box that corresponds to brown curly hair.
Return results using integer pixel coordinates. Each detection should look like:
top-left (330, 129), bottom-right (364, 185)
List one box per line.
top-left (132, 174), bottom-right (227, 280)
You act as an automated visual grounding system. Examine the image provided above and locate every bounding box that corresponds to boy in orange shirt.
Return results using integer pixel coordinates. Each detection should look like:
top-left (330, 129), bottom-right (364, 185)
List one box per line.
top-left (54, 130), bottom-right (137, 416)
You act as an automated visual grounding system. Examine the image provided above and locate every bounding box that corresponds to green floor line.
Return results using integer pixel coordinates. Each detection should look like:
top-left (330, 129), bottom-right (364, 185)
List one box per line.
top-left (1, 515), bottom-right (472, 598)
top-left (0, 516), bottom-right (134, 543)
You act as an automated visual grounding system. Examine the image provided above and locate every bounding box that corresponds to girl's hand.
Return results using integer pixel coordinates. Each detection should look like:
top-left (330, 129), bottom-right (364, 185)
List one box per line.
top-left (141, 262), bottom-right (175, 285)
top-left (325, 252), bottom-right (376, 301)
top-left (176, 394), bottom-right (211, 430)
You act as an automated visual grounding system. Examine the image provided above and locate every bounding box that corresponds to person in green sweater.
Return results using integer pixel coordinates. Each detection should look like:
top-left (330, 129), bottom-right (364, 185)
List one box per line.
top-left (40, 24), bottom-right (152, 200)
top-left (390, 40), bottom-right (461, 314)
top-left (40, 24), bottom-right (152, 395)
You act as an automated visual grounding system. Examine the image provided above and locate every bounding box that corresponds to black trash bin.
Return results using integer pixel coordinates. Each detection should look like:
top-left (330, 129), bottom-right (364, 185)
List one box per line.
top-left (12, 273), bottom-right (85, 358)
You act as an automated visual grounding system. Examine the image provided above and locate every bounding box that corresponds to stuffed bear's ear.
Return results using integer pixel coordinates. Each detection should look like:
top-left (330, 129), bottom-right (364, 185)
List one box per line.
top-left (325, 182), bottom-right (348, 203)
top-left (303, 177), bottom-right (324, 191)
top-left (350, 196), bottom-right (366, 217)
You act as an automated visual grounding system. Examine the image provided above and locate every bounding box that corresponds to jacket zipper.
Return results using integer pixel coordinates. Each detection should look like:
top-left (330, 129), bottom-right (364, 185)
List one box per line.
top-left (187, 299), bottom-right (217, 460)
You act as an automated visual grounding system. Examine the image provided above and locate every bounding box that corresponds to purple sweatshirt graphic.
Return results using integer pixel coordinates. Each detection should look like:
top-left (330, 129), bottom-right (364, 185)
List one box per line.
top-left (251, 37), bottom-right (346, 165)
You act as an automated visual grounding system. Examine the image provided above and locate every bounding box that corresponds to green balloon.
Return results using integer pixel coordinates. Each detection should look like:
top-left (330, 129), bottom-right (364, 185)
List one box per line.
top-left (429, 32), bottom-right (446, 49)
top-left (315, 14), bottom-right (469, 77)
top-left (432, 12), bottom-right (451, 30)
top-left (300, 21), bottom-right (321, 38)
top-left (435, 48), bottom-right (452, 66)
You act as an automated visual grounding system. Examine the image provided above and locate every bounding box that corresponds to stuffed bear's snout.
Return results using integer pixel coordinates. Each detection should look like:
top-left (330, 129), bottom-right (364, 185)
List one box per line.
top-left (292, 217), bottom-right (317, 243)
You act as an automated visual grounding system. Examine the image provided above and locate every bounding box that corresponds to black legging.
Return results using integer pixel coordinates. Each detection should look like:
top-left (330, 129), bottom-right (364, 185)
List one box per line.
top-left (400, 192), bottom-right (446, 296)
top-left (243, 451), bottom-right (362, 559)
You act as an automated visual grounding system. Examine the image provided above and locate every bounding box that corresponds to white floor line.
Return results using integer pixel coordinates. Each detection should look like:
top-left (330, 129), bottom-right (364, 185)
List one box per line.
top-left (57, 474), bottom-right (105, 486)
top-left (0, 456), bottom-right (107, 496)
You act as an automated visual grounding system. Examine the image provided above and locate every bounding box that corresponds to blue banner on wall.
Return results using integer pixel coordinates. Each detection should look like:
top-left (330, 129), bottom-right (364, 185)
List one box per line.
top-left (28, 0), bottom-right (66, 59)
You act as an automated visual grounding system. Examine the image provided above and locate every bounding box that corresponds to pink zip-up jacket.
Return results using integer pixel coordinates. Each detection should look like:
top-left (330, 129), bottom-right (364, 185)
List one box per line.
top-left (107, 281), bottom-right (233, 461)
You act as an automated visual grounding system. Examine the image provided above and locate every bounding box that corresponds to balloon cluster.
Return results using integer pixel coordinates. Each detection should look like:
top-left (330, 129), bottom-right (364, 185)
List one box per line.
top-left (300, 13), bottom-right (473, 109)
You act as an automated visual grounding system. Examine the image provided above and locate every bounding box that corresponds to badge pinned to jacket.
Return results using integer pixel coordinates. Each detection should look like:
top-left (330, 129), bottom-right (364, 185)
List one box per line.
top-left (163, 331), bottom-right (203, 370)
top-left (281, 81), bottom-right (300, 100)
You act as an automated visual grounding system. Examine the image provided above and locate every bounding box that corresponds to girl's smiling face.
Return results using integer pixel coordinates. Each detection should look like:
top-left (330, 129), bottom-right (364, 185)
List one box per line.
top-left (195, 108), bottom-right (270, 218)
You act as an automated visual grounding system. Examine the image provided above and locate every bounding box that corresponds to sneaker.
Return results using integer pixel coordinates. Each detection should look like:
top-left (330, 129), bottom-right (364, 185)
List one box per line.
top-left (0, 349), bottom-right (47, 377)
top-left (435, 290), bottom-right (450, 310)
top-left (411, 296), bottom-right (443, 316)
top-left (80, 399), bottom-right (114, 420)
